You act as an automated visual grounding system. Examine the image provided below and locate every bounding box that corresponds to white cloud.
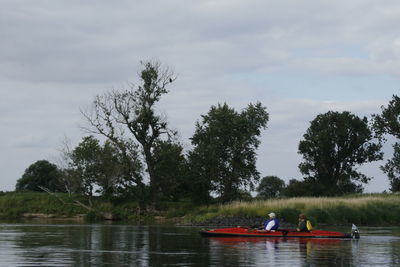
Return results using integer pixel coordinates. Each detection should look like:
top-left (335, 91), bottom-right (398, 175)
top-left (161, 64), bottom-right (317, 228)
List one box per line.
top-left (0, 0), bottom-right (399, 191)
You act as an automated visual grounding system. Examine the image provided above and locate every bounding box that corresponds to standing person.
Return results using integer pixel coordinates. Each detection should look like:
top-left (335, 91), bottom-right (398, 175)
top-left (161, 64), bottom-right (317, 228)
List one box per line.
top-left (263, 212), bottom-right (280, 231)
top-left (297, 214), bottom-right (312, 232)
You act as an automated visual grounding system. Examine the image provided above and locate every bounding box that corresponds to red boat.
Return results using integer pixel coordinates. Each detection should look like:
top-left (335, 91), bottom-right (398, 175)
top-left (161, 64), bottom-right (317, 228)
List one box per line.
top-left (200, 225), bottom-right (360, 239)
top-left (208, 236), bottom-right (345, 245)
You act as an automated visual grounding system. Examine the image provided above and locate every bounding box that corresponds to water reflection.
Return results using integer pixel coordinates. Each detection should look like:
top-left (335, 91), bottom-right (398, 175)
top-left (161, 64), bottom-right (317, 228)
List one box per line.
top-left (0, 224), bottom-right (399, 266)
top-left (0, 224), bottom-right (212, 266)
top-left (208, 237), bottom-right (354, 266)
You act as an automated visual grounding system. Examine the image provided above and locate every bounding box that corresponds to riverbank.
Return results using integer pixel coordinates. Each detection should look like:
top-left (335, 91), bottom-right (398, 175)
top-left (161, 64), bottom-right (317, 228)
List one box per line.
top-left (188, 193), bottom-right (400, 227)
top-left (0, 191), bottom-right (187, 223)
top-left (0, 192), bottom-right (88, 219)
top-left (1, 192), bottom-right (400, 226)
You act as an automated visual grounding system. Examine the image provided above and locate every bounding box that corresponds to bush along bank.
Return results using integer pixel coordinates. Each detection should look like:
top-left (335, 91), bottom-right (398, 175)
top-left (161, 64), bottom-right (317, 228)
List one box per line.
top-left (0, 192), bottom-right (194, 223)
top-left (0, 192), bottom-right (87, 220)
top-left (186, 193), bottom-right (400, 227)
top-left (2, 192), bottom-right (400, 226)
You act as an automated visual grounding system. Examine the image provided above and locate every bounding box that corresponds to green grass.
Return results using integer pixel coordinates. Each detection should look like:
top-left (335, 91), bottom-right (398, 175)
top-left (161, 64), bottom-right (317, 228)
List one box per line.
top-left (2, 192), bottom-right (400, 226)
top-left (0, 192), bottom-right (87, 218)
top-left (187, 193), bottom-right (400, 226)
top-left (0, 192), bottom-right (183, 222)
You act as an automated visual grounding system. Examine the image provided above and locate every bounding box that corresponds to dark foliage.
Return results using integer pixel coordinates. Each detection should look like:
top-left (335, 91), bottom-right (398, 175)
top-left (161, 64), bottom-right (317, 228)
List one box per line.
top-left (189, 102), bottom-right (269, 203)
top-left (298, 111), bottom-right (382, 196)
top-left (16, 160), bottom-right (63, 192)
top-left (152, 140), bottom-right (189, 201)
top-left (373, 95), bottom-right (400, 192)
top-left (257, 176), bottom-right (285, 199)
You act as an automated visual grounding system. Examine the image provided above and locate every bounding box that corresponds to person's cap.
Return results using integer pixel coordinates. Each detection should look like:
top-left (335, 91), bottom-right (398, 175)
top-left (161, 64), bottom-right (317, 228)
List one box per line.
top-left (268, 212), bottom-right (276, 218)
top-left (299, 214), bottom-right (306, 219)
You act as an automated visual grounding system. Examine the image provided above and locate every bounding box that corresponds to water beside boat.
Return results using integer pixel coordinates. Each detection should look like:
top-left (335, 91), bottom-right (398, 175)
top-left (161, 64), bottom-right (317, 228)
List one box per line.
top-left (0, 222), bottom-right (399, 266)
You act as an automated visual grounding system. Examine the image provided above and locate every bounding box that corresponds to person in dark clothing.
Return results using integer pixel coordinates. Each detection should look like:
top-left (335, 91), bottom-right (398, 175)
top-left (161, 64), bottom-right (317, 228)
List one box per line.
top-left (297, 213), bottom-right (311, 232)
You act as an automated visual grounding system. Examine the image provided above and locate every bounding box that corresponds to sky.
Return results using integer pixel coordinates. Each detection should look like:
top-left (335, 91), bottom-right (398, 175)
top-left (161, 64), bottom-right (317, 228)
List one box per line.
top-left (1, 0), bottom-right (399, 192)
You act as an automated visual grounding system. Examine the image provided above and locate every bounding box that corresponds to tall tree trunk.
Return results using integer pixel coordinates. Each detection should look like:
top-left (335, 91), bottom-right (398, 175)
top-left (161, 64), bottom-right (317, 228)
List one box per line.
top-left (144, 147), bottom-right (158, 208)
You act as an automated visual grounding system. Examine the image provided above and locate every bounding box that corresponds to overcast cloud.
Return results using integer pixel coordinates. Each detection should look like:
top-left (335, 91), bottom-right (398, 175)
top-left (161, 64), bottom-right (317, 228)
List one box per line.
top-left (1, 0), bottom-right (399, 192)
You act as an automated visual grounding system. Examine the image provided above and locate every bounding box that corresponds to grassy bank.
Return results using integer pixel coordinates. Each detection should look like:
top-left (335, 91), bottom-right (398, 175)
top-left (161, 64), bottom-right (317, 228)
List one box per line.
top-left (188, 193), bottom-right (400, 226)
top-left (1, 192), bottom-right (400, 226)
top-left (0, 192), bottom-right (88, 219)
top-left (0, 191), bottom-right (191, 222)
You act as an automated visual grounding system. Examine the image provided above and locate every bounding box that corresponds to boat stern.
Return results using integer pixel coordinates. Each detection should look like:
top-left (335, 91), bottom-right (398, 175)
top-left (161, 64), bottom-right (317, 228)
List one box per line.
top-left (351, 224), bottom-right (360, 239)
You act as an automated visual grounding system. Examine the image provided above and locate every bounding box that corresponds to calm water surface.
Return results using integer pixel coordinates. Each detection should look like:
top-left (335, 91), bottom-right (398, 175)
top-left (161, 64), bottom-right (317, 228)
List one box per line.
top-left (0, 223), bottom-right (399, 266)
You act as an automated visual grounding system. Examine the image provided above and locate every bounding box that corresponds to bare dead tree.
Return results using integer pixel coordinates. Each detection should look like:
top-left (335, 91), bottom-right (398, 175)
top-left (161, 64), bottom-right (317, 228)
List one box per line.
top-left (81, 60), bottom-right (177, 207)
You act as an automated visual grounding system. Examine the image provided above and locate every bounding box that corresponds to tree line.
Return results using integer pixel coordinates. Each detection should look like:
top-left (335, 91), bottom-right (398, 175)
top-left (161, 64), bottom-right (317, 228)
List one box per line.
top-left (15, 61), bottom-right (400, 207)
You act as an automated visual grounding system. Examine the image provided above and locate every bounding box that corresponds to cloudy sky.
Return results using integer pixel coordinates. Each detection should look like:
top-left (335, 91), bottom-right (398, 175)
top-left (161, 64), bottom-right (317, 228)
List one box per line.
top-left (1, 0), bottom-right (399, 192)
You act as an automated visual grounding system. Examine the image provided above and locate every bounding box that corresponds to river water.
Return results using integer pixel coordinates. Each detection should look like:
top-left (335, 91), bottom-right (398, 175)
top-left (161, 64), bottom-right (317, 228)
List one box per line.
top-left (0, 223), bottom-right (399, 266)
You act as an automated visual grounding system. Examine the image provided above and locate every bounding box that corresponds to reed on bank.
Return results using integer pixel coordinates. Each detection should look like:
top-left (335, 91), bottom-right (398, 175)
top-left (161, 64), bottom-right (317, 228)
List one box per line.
top-left (189, 193), bottom-right (400, 226)
top-left (0, 191), bottom-right (184, 222)
top-left (0, 191), bottom-right (87, 219)
top-left (1, 192), bottom-right (400, 226)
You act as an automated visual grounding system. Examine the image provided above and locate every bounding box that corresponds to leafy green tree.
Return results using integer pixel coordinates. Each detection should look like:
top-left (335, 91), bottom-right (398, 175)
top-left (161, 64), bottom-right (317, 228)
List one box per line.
top-left (298, 111), bottom-right (382, 196)
top-left (187, 150), bottom-right (213, 204)
top-left (68, 136), bottom-right (102, 196)
top-left (256, 176), bottom-right (285, 199)
top-left (373, 95), bottom-right (400, 138)
top-left (380, 143), bottom-right (400, 192)
top-left (16, 160), bottom-right (63, 192)
top-left (152, 140), bottom-right (189, 201)
top-left (236, 189), bottom-right (253, 201)
top-left (65, 136), bottom-right (141, 198)
top-left (283, 179), bottom-right (313, 197)
top-left (373, 94), bottom-right (400, 192)
top-left (83, 61), bottom-right (175, 205)
top-left (189, 102), bottom-right (269, 203)
top-left (95, 141), bottom-right (122, 197)
top-left (283, 178), bottom-right (331, 197)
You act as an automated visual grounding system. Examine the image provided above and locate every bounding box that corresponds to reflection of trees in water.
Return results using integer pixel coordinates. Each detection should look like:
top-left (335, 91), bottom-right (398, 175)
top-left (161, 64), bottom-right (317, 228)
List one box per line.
top-left (208, 238), bottom-right (260, 266)
top-left (298, 239), bottom-right (354, 266)
top-left (208, 237), bottom-right (289, 265)
top-left (209, 237), bottom-right (356, 266)
top-left (390, 239), bottom-right (400, 266)
top-left (7, 225), bottom-right (400, 266)
top-left (11, 224), bottom-right (151, 265)
top-left (11, 224), bottom-right (90, 265)
top-left (147, 226), bottom-right (211, 266)
top-left (10, 224), bottom-right (215, 266)
top-left (349, 235), bottom-right (400, 266)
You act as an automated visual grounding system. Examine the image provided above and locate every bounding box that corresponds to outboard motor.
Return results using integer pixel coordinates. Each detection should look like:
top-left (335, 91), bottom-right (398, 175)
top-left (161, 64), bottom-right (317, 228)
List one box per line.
top-left (351, 224), bottom-right (360, 239)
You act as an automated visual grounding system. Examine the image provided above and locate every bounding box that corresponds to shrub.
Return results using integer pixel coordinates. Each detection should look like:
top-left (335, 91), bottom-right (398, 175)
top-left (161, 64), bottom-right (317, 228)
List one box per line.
top-left (278, 208), bottom-right (301, 224)
top-left (307, 208), bottom-right (333, 224)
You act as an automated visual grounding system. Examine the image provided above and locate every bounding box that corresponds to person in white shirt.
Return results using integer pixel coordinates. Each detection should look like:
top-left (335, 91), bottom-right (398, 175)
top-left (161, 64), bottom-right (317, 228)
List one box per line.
top-left (263, 212), bottom-right (280, 231)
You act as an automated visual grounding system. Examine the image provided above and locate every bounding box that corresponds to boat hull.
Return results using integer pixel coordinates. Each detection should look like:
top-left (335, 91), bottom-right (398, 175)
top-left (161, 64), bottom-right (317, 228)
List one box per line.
top-left (199, 227), bottom-right (352, 239)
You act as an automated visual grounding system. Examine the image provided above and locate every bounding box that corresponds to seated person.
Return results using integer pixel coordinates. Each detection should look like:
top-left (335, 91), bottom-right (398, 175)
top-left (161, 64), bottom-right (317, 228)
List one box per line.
top-left (262, 212), bottom-right (279, 231)
top-left (297, 214), bottom-right (312, 232)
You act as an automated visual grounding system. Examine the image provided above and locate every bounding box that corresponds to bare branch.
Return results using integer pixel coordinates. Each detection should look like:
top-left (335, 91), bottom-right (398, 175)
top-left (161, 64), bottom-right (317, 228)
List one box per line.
top-left (38, 186), bottom-right (67, 205)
